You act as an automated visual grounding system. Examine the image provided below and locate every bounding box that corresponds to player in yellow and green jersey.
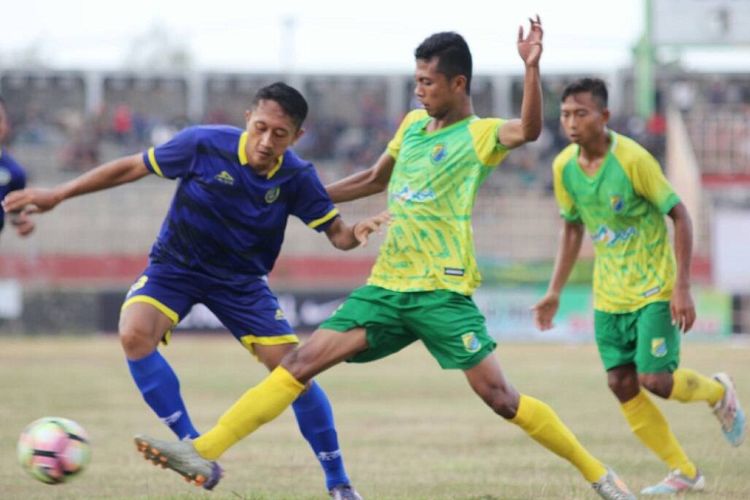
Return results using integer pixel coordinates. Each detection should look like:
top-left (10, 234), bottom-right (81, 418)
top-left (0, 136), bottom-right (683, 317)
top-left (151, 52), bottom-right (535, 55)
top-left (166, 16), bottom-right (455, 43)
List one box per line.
top-left (533, 78), bottom-right (746, 496)
top-left (135, 22), bottom-right (637, 500)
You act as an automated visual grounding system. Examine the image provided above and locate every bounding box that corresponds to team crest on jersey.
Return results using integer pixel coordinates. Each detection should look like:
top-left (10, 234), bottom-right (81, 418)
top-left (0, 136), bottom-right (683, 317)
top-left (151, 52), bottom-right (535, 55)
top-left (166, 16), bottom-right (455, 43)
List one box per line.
top-left (265, 187), bottom-right (280, 203)
top-left (215, 170), bottom-right (235, 185)
top-left (610, 195), bottom-right (624, 212)
top-left (651, 337), bottom-right (667, 358)
top-left (0, 167), bottom-right (11, 186)
top-left (431, 144), bottom-right (447, 163)
top-left (462, 332), bottom-right (481, 353)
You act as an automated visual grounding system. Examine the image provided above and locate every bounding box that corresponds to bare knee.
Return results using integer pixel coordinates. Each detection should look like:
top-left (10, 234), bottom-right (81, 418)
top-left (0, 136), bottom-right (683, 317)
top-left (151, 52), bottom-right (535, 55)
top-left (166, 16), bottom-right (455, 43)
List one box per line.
top-left (639, 373), bottom-right (673, 399)
top-left (477, 383), bottom-right (520, 419)
top-left (607, 366), bottom-right (641, 402)
top-left (280, 347), bottom-right (316, 384)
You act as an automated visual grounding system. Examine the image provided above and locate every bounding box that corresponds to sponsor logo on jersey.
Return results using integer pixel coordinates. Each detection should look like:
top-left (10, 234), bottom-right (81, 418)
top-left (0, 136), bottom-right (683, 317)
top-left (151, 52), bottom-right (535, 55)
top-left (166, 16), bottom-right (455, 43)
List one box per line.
top-left (651, 337), bottom-right (667, 358)
top-left (610, 194), bottom-right (624, 212)
top-left (265, 187), bottom-right (280, 203)
top-left (431, 143), bottom-right (447, 163)
top-left (591, 225), bottom-right (636, 247)
top-left (444, 267), bottom-right (465, 277)
top-left (643, 286), bottom-right (661, 298)
top-left (391, 185), bottom-right (436, 203)
top-left (462, 332), bottom-right (481, 353)
top-left (274, 308), bottom-right (286, 320)
top-left (215, 170), bottom-right (235, 185)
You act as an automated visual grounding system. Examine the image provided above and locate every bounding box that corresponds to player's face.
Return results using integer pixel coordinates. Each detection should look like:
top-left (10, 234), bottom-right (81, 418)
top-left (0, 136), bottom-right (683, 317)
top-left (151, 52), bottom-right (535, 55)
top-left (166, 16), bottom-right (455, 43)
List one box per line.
top-left (244, 99), bottom-right (303, 170)
top-left (414, 57), bottom-right (464, 118)
top-left (560, 92), bottom-right (609, 146)
top-left (0, 104), bottom-right (9, 143)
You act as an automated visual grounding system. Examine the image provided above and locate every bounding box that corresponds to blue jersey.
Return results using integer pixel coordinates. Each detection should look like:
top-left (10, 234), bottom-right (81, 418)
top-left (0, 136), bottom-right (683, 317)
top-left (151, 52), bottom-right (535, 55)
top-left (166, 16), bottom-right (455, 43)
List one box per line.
top-left (0, 148), bottom-right (27, 233)
top-left (142, 125), bottom-right (339, 281)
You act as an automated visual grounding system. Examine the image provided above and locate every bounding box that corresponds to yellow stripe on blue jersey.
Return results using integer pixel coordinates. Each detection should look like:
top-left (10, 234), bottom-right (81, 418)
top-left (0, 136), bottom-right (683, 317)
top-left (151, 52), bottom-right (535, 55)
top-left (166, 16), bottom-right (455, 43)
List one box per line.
top-left (370, 109), bottom-right (509, 296)
top-left (147, 147), bottom-right (165, 177)
top-left (307, 208), bottom-right (340, 229)
top-left (552, 131), bottom-right (681, 313)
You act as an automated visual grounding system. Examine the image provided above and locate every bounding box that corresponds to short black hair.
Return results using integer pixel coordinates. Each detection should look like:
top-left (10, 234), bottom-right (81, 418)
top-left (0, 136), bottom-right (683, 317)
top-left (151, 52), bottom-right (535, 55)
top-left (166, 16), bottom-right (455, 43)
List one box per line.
top-left (415, 32), bottom-right (473, 95)
top-left (561, 78), bottom-right (608, 109)
top-left (252, 82), bottom-right (308, 129)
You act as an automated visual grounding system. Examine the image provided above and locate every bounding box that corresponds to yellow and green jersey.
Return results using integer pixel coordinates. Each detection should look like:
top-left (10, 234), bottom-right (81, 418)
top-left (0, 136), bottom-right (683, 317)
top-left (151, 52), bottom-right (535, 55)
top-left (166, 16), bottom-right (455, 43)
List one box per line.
top-left (552, 131), bottom-right (681, 313)
top-left (368, 109), bottom-right (510, 295)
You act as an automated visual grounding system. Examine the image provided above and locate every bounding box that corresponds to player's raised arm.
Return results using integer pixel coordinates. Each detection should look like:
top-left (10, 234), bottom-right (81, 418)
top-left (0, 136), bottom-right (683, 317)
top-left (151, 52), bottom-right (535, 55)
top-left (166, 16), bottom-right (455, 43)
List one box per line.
top-left (325, 152), bottom-right (395, 203)
top-left (2, 153), bottom-right (150, 214)
top-left (324, 210), bottom-right (390, 250)
top-left (498, 15), bottom-right (543, 149)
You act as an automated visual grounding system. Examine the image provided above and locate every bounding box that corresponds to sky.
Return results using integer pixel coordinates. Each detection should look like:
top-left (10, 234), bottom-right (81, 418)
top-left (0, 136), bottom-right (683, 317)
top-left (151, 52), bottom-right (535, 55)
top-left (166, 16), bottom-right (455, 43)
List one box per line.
top-left (1, 0), bottom-right (747, 74)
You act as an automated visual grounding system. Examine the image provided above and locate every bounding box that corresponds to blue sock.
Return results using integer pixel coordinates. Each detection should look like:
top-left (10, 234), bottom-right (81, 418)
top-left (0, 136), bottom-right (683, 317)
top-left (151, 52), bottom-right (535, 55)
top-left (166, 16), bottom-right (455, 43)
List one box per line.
top-left (127, 351), bottom-right (199, 440)
top-left (292, 381), bottom-right (350, 490)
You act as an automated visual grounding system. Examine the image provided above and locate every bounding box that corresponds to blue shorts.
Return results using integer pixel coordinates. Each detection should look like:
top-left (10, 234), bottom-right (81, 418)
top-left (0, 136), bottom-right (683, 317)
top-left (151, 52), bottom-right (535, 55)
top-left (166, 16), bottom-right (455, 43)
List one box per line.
top-left (121, 262), bottom-right (297, 353)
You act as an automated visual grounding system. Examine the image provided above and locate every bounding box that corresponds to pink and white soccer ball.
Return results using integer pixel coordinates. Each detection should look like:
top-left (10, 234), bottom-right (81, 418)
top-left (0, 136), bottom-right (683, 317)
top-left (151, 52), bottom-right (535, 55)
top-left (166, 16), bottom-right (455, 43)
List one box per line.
top-left (17, 417), bottom-right (91, 484)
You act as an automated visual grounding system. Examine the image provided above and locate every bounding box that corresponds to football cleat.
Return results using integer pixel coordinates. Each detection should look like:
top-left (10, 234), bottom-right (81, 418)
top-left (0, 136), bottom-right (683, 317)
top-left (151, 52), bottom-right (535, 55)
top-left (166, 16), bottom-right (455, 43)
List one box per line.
top-left (640, 469), bottom-right (705, 495)
top-left (329, 483), bottom-right (363, 500)
top-left (712, 372), bottom-right (747, 446)
top-left (592, 467), bottom-right (636, 500)
top-left (134, 435), bottom-right (223, 490)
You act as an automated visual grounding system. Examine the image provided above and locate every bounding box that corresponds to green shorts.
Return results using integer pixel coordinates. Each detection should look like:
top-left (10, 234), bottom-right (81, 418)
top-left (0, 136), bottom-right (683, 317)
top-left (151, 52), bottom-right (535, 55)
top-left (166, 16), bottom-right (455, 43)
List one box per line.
top-left (320, 285), bottom-right (496, 370)
top-left (594, 301), bottom-right (680, 374)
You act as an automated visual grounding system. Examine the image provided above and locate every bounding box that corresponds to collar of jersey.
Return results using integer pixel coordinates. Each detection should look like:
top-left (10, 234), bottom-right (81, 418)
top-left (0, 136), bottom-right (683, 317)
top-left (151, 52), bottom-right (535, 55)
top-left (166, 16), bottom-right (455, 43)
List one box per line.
top-left (420, 114), bottom-right (474, 135)
top-left (238, 131), bottom-right (283, 179)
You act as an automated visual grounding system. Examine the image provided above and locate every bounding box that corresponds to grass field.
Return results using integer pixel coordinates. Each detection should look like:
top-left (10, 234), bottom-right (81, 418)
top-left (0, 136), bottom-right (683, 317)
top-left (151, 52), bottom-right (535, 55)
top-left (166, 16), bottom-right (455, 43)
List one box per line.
top-left (1, 335), bottom-right (749, 499)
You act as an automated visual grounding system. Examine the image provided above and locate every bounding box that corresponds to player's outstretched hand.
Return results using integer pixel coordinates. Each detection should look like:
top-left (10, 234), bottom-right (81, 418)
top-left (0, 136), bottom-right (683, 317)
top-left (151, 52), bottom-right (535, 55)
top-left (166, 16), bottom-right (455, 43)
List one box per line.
top-left (354, 210), bottom-right (391, 247)
top-left (9, 208), bottom-right (36, 237)
top-left (2, 187), bottom-right (61, 214)
top-left (531, 291), bottom-right (559, 331)
top-left (517, 14), bottom-right (543, 67)
top-left (670, 287), bottom-right (696, 334)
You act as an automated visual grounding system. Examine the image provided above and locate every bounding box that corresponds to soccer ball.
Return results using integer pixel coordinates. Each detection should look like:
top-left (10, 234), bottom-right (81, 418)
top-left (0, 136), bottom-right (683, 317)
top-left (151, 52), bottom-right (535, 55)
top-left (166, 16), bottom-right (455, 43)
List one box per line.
top-left (17, 417), bottom-right (91, 484)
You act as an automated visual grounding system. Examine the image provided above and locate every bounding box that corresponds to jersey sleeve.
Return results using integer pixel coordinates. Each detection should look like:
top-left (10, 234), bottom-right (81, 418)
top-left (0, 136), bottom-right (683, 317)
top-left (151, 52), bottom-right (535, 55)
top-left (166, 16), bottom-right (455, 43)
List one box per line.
top-left (386, 109), bottom-right (428, 160)
top-left (468, 118), bottom-right (509, 167)
top-left (552, 150), bottom-right (581, 222)
top-left (628, 150), bottom-right (681, 214)
top-left (142, 126), bottom-right (200, 179)
top-left (9, 163), bottom-right (26, 191)
top-left (289, 166), bottom-right (340, 232)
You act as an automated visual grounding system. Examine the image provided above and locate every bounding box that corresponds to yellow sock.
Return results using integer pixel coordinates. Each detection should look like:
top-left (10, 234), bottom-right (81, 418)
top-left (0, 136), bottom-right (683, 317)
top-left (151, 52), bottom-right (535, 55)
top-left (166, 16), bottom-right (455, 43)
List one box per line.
top-left (670, 368), bottom-right (724, 406)
top-left (194, 366), bottom-right (304, 460)
top-left (511, 394), bottom-right (607, 482)
top-left (621, 390), bottom-right (697, 478)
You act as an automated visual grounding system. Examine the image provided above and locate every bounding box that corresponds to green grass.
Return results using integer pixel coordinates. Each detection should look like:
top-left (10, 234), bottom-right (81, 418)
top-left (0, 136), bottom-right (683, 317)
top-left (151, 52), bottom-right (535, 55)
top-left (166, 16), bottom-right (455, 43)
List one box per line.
top-left (1, 336), bottom-right (749, 499)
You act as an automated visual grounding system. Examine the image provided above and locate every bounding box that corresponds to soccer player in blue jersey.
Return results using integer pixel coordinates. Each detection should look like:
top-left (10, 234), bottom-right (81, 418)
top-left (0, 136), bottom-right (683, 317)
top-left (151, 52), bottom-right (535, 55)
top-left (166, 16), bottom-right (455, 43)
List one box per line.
top-left (0, 96), bottom-right (35, 238)
top-left (127, 21), bottom-right (636, 500)
top-left (3, 82), bottom-right (387, 499)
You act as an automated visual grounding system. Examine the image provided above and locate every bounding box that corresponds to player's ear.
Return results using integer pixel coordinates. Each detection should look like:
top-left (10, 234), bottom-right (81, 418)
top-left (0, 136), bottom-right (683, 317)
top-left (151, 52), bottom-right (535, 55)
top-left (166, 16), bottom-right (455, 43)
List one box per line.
top-left (452, 75), bottom-right (467, 94)
top-left (244, 109), bottom-right (252, 124)
top-left (601, 107), bottom-right (611, 125)
top-left (292, 127), bottom-right (305, 144)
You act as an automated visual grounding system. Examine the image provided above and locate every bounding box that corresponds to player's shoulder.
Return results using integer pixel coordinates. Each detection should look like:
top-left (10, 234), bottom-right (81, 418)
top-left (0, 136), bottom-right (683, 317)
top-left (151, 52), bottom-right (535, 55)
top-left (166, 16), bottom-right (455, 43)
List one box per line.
top-left (399, 109), bottom-right (430, 129)
top-left (188, 124), bottom-right (243, 143)
top-left (279, 149), bottom-right (317, 179)
top-left (552, 143), bottom-right (578, 172)
top-left (610, 131), bottom-right (654, 164)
